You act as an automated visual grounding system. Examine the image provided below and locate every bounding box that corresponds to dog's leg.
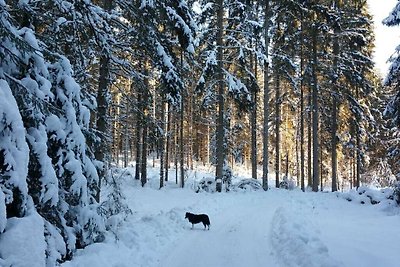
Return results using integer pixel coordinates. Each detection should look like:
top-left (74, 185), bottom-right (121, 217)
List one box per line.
top-left (191, 224), bottom-right (194, 229)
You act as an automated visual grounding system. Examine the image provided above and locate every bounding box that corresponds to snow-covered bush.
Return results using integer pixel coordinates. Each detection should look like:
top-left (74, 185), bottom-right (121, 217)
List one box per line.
top-left (195, 177), bottom-right (216, 193)
top-left (233, 179), bottom-right (262, 191)
top-left (195, 164), bottom-right (232, 192)
top-left (222, 164), bottom-right (232, 190)
top-left (279, 180), bottom-right (289, 189)
top-left (340, 186), bottom-right (396, 206)
top-left (98, 168), bottom-right (132, 237)
top-left (393, 182), bottom-right (400, 204)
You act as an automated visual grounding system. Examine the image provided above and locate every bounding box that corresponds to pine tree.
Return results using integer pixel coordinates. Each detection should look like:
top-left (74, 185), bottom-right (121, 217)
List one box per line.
top-left (1, 1), bottom-right (109, 262)
top-left (383, 1), bottom-right (400, 182)
top-left (196, 0), bottom-right (259, 191)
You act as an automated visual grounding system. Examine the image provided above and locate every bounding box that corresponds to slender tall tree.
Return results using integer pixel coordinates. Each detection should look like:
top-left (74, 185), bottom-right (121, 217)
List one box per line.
top-left (215, 0), bottom-right (225, 192)
top-left (331, 0), bottom-right (340, 192)
top-left (262, 0), bottom-right (270, 191)
top-left (311, 13), bottom-right (320, 192)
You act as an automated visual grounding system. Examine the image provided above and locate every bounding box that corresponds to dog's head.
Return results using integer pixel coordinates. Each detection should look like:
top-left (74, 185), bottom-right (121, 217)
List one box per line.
top-left (185, 212), bottom-right (190, 219)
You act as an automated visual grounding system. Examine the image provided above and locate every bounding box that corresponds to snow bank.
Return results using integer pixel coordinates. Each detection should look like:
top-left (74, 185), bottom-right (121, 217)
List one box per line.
top-left (0, 212), bottom-right (46, 267)
top-left (338, 186), bottom-right (398, 212)
top-left (61, 205), bottom-right (187, 267)
top-left (271, 206), bottom-right (342, 267)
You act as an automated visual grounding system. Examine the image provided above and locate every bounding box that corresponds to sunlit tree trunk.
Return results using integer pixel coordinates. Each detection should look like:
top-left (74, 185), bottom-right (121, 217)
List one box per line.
top-left (188, 93), bottom-right (194, 170)
top-left (275, 71), bottom-right (281, 188)
top-left (308, 86), bottom-right (312, 188)
top-left (135, 84), bottom-right (142, 181)
top-left (159, 96), bottom-right (165, 189)
top-left (174, 112), bottom-right (178, 184)
top-left (262, 0), bottom-right (270, 191)
top-left (331, 0), bottom-right (340, 192)
top-left (311, 20), bottom-right (319, 192)
top-left (180, 94), bottom-right (185, 188)
top-left (180, 50), bottom-right (185, 188)
top-left (215, 0), bottom-right (224, 192)
top-left (300, 13), bottom-right (305, 192)
top-left (141, 62), bottom-right (149, 187)
top-left (355, 87), bottom-right (361, 188)
top-left (165, 103), bottom-right (171, 181)
top-left (251, 45), bottom-right (257, 180)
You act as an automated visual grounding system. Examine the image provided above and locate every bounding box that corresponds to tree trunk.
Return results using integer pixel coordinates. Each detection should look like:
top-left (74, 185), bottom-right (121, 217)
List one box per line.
top-left (275, 71), bottom-right (281, 188)
top-left (94, 0), bottom-right (112, 201)
top-left (180, 50), bottom-right (185, 188)
top-left (320, 145), bottom-right (323, 191)
top-left (331, 83), bottom-right (338, 192)
top-left (175, 112), bottom-right (178, 184)
top-left (206, 122), bottom-right (210, 165)
top-left (180, 93), bottom-right (185, 188)
top-left (165, 103), bottom-right (171, 181)
top-left (355, 84), bottom-right (362, 189)
top-left (141, 63), bottom-right (149, 187)
top-left (311, 21), bottom-right (319, 192)
top-left (308, 86), bottom-right (312, 189)
top-left (285, 152), bottom-right (289, 179)
top-left (159, 96), bottom-right (165, 189)
top-left (141, 117), bottom-right (148, 187)
top-left (215, 0), bottom-right (224, 192)
top-left (95, 54), bottom-right (109, 202)
top-left (189, 94), bottom-right (194, 170)
top-left (262, 0), bottom-right (270, 191)
top-left (251, 46), bottom-right (257, 180)
top-left (135, 85), bottom-right (142, 181)
top-left (331, 0), bottom-right (340, 192)
top-left (123, 126), bottom-right (128, 168)
top-left (356, 119), bottom-right (361, 188)
top-left (300, 13), bottom-right (305, 192)
top-left (123, 92), bottom-right (129, 168)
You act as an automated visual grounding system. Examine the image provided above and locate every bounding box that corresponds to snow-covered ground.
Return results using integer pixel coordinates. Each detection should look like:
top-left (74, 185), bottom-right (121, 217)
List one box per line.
top-left (59, 164), bottom-right (400, 267)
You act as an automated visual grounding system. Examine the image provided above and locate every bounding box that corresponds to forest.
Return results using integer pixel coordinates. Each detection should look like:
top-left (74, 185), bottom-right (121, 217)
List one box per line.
top-left (1, 0), bottom-right (400, 265)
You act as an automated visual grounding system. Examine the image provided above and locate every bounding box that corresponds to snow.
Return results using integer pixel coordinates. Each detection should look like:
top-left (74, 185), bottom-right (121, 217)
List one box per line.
top-left (0, 210), bottom-right (46, 267)
top-left (44, 220), bottom-right (67, 265)
top-left (26, 126), bottom-right (59, 205)
top-left (0, 79), bottom-right (29, 203)
top-left (165, 6), bottom-right (195, 54)
top-left (0, 190), bottom-right (6, 233)
top-left (156, 43), bottom-right (174, 69)
top-left (57, 164), bottom-right (400, 267)
top-left (140, 0), bottom-right (154, 9)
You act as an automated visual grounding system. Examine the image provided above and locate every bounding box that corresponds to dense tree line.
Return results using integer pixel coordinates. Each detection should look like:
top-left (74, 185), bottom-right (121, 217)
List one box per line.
top-left (0, 0), bottom-right (398, 264)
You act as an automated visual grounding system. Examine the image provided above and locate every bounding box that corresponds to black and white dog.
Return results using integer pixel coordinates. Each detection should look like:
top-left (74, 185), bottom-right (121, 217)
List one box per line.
top-left (185, 212), bottom-right (210, 230)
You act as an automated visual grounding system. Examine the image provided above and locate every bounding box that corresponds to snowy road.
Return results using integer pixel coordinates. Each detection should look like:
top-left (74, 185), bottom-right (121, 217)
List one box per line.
top-left (155, 190), bottom-right (344, 267)
top-left (61, 177), bottom-right (400, 267)
top-left (160, 193), bottom-right (281, 267)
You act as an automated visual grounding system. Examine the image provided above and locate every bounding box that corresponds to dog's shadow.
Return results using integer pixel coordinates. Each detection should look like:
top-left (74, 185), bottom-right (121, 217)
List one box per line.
top-left (187, 227), bottom-right (210, 231)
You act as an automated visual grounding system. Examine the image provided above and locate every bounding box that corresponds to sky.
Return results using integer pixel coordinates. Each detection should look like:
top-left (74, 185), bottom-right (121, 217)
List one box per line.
top-left (367, 0), bottom-right (399, 77)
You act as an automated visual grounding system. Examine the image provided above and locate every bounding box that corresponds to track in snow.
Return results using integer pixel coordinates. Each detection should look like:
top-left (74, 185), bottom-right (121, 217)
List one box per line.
top-left (159, 193), bottom-right (282, 267)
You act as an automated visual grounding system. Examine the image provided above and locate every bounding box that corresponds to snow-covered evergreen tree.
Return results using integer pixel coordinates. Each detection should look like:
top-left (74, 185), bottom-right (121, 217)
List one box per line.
top-left (0, 0), bottom-right (105, 263)
top-left (383, 1), bottom-right (400, 181)
top-left (383, 1), bottom-right (400, 93)
top-left (195, 0), bottom-right (260, 191)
